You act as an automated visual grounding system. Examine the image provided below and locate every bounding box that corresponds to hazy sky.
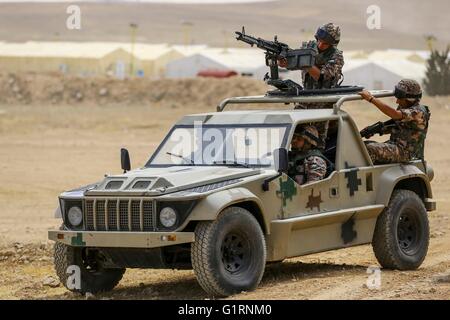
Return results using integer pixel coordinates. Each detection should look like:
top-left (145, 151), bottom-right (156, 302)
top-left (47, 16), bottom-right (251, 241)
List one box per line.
top-left (0, 0), bottom-right (447, 50)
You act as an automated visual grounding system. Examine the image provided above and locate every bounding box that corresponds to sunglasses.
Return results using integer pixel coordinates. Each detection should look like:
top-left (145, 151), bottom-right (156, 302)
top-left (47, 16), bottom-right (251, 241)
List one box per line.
top-left (315, 28), bottom-right (336, 45)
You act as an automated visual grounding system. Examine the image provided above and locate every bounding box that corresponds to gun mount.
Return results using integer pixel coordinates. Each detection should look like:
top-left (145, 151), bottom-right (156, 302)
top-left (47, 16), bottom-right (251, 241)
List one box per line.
top-left (235, 26), bottom-right (363, 97)
top-left (235, 27), bottom-right (316, 95)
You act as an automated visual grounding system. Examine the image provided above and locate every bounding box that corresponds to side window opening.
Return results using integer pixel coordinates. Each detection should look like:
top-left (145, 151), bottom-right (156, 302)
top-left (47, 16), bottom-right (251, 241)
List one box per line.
top-left (287, 120), bottom-right (338, 185)
top-left (323, 120), bottom-right (339, 167)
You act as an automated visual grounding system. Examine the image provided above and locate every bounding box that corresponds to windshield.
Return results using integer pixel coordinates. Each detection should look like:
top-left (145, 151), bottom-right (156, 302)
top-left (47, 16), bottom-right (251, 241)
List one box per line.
top-left (147, 123), bottom-right (289, 167)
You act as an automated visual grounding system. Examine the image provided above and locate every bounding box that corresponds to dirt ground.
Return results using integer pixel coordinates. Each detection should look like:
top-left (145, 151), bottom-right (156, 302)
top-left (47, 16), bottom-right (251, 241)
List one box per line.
top-left (0, 78), bottom-right (449, 299)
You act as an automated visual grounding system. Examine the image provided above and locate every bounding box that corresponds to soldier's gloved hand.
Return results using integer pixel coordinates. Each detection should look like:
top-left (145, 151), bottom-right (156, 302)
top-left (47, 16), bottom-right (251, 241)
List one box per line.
top-left (306, 40), bottom-right (317, 49)
top-left (314, 54), bottom-right (329, 66)
top-left (301, 41), bottom-right (317, 50)
top-left (278, 57), bottom-right (288, 68)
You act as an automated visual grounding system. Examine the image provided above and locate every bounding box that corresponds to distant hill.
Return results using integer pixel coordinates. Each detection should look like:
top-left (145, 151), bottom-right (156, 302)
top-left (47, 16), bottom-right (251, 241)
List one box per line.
top-left (0, 0), bottom-right (448, 50)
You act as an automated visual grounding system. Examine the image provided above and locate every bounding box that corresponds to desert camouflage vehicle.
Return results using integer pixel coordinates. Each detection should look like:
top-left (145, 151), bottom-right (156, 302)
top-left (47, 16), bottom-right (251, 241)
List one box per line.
top-left (48, 90), bottom-right (435, 297)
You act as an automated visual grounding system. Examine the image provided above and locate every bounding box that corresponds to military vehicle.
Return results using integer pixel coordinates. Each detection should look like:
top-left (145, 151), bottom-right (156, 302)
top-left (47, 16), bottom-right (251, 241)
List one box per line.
top-left (48, 90), bottom-right (435, 297)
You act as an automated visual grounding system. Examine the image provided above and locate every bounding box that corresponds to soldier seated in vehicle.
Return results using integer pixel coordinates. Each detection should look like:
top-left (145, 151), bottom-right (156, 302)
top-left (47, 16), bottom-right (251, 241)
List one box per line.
top-left (359, 79), bottom-right (430, 164)
top-left (288, 125), bottom-right (328, 185)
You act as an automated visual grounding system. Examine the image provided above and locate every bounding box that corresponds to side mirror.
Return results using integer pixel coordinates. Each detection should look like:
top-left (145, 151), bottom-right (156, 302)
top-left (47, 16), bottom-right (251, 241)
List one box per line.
top-left (121, 148), bottom-right (131, 173)
top-left (262, 148), bottom-right (289, 192)
top-left (274, 148), bottom-right (288, 173)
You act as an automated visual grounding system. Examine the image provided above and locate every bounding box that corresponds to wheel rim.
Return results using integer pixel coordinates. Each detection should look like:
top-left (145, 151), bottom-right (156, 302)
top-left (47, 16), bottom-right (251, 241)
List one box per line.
top-left (220, 233), bottom-right (249, 274)
top-left (397, 209), bottom-right (421, 255)
top-left (81, 248), bottom-right (104, 275)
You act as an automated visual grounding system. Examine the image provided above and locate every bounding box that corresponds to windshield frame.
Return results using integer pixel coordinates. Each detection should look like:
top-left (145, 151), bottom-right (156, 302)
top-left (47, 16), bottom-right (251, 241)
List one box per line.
top-left (145, 123), bottom-right (292, 168)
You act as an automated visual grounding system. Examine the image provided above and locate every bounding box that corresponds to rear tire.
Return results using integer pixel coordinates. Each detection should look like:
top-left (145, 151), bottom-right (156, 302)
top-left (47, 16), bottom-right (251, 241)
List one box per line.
top-left (191, 206), bottom-right (266, 297)
top-left (372, 189), bottom-right (429, 270)
top-left (54, 242), bottom-right (125, 294)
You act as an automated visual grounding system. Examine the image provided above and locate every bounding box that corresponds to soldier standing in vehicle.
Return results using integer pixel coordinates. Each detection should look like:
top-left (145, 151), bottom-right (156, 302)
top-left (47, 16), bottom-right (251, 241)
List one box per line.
top-left (359, 79), bottom-right (430, 164)
top-left (279, 22), bottom-right (344, 93)
top-left (279, 23), bottom-right (344, 150)
top-left (288, 125), bottom-right (328, 185)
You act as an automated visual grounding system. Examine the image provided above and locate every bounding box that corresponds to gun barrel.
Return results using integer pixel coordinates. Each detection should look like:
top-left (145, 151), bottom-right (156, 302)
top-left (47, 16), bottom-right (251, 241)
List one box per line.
top-left (235, 32), bottom-right (258, 46)
top-left (235, 30), bottom-right (285, 55)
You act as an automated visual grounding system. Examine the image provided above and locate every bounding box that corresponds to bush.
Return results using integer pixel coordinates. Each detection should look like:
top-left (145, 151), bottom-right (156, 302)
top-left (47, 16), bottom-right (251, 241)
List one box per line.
top-left (423, 46), bottom-right (450, 96)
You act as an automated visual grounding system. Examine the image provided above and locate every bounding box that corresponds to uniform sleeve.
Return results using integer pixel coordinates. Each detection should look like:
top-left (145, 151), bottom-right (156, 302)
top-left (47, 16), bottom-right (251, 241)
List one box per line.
top-left (320, 49), bottom-right (344, 81)
top-left (304, 156), bottom-right (327, 183)
top-left (400, 105), bottom-right (427, 130)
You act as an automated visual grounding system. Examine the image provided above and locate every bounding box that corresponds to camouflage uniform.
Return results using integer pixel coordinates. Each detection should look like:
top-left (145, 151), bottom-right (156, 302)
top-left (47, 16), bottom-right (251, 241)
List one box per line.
top-left (295, 23), bottom-right (345, 148)
top-left (299, 23), bottom-right (344, 93)
top-left (366, 79), bottom-right (430, 164)
top-left (289, 150), bottom-right (328, 185)
top-left (293, 120), bottom-right (328, 150)
top-left (288, 126), bottom-right (328, 185)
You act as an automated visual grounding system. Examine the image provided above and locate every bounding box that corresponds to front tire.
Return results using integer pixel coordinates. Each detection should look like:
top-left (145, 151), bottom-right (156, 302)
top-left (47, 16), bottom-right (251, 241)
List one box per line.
top-left (191, 207), bottom-right (266, 297)
top-left (372, 189), bottom-right (429, 270)
top-left (54, 242), bottom-right (125, 294)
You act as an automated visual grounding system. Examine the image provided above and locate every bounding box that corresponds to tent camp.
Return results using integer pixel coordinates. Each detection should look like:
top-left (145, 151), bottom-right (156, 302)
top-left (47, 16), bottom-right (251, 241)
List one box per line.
top-left (0, 41), bottom-right (185, 78)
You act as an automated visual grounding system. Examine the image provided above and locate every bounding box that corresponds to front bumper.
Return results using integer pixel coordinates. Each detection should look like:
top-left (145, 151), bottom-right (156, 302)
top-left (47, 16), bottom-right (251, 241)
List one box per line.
top-left (424, 198), bottom-right (436, 211)
top-left (48, 230), bottom-right (195, 248)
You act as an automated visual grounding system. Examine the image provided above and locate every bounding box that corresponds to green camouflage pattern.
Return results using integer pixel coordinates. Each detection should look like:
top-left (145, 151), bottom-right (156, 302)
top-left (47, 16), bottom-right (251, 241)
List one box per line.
top-left (318, 22), bottom-right (341, 44)
top-left (288, 149), bottom-right (327, 185)
top-left (396, 79), bottom-right (422, 96)
top-left (294, 125), bottom-right (320, 147)
top-left (292, 119), bottom-right (329, 150)
top-left (301, 42), bottom-right (344, 90)
top-left (366, 142), bottom-right (409, 164)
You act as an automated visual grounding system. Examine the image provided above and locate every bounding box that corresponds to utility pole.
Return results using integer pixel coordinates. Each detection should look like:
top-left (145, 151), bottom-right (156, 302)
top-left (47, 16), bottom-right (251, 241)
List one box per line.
top-left (424, 34), bottom-right (436, 51)
top-left (222, 29), bottom-right (229, 53)
top-left (181, 20), bottom-right (193, 46)
top-left (129, 23), bottom-right (138, 77)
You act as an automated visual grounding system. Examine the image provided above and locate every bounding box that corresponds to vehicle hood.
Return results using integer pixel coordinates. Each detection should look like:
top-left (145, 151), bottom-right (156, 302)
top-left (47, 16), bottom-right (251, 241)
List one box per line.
top-left (82, 166), bottom-right (263, 196)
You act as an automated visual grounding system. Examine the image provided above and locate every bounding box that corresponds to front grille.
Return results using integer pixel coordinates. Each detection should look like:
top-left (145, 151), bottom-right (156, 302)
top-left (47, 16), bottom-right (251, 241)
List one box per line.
top-left (84, 198), bottom-right (155, 232)
top-left (107, 200), bottom-right (117, 231)
top-left (96, 200), bottom-right (106, 231)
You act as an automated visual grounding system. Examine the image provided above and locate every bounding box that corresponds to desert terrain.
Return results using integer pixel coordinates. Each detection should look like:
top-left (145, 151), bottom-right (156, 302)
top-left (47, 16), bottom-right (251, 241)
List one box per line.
top-left (0, 75), bottom-right (448, 299)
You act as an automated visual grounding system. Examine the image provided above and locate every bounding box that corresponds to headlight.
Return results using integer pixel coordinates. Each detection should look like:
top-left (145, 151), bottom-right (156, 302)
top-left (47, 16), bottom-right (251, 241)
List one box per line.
top-left (159, 207), bottom-right (178, 228)
top-left (426, 164), bottom-right (434, 182)
top-left (67, 206), bottom-right (83, 227)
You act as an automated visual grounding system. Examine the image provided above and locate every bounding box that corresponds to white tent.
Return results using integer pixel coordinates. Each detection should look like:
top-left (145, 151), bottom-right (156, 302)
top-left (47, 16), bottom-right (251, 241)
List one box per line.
top-left (165, 48), bottom-right (265, 78)
top-left (342, 59), bottom-right (426, 90)
top-left (171, 44), bottom-right (209, 57)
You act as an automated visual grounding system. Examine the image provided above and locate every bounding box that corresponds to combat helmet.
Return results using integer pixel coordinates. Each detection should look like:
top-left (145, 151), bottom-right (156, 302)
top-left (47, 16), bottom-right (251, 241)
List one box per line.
top-left (394, 79), bottom-right (422, 100)
top-left (294, 125), bottom-right (320, 147)
top-left (315, 23), bottom-right (340, 46)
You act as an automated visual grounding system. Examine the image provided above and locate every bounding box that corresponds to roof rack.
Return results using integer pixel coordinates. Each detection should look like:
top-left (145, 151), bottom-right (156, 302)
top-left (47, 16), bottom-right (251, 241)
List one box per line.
top-left (216, 90), bottom-right (394, 113)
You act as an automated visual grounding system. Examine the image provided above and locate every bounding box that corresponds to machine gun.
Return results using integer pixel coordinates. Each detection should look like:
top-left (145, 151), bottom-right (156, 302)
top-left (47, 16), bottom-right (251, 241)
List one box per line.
top-left (360, 119), bottom-right (396, 139)
top-left (235, 27), bottom-right (317, 95)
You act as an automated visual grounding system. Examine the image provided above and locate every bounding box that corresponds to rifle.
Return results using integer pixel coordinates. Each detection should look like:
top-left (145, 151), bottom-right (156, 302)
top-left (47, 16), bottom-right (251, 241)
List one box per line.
top-left (235, 27), bottom-right (317, 94)
top-left (360, 119), bottom-right (396, 139)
